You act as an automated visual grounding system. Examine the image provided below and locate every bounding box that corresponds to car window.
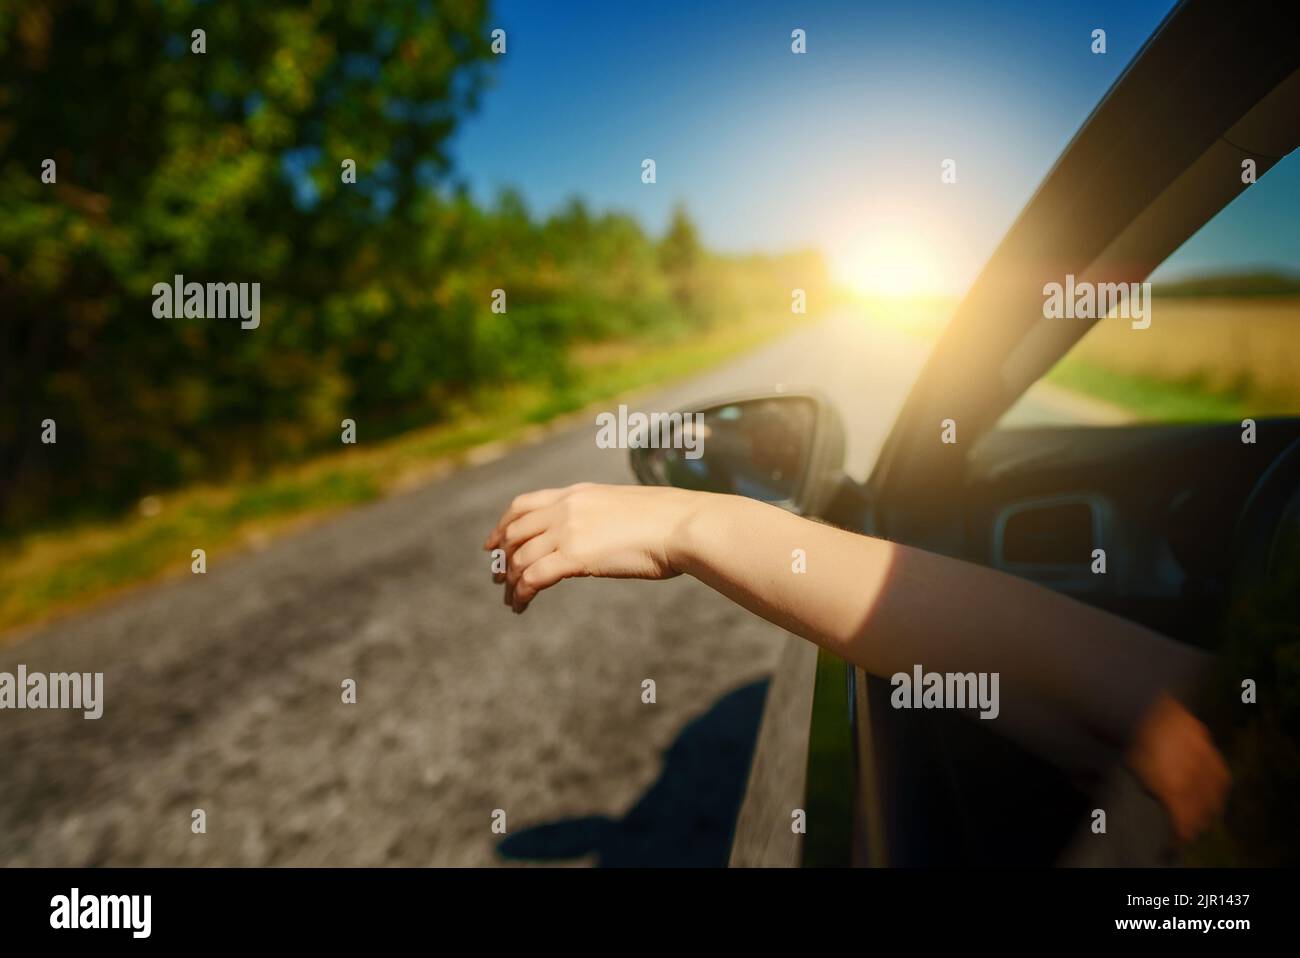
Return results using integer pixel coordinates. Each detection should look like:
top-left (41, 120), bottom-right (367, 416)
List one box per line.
top-left (1008, 149), bottom-right (1300, 426)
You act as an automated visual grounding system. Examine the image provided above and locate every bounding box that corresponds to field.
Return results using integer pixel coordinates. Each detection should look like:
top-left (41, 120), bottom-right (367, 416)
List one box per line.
top-left (1048, 295), bottom-right (1300, 421)
top-left (856, 289), bottom-right (1300, 423)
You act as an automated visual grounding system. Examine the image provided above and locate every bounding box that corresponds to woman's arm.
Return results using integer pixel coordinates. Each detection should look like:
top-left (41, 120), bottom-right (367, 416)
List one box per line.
top-left (485, 482), bottom-right (1228, 841)
top-left (487, 482), bottom-right (1190, 739)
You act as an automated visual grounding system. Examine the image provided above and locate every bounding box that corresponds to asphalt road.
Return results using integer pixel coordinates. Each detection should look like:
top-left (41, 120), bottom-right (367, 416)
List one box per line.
top-left (0, 312), bottom-right (1114, 866)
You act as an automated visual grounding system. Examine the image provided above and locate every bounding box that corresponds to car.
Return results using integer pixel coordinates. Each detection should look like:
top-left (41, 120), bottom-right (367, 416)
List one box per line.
top-left (630, 0), bottom-right (1300, 866)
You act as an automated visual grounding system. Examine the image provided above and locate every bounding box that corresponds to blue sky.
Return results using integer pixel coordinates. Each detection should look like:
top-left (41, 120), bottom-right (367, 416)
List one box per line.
top-left (450, 0), bottom-right (1298, 294)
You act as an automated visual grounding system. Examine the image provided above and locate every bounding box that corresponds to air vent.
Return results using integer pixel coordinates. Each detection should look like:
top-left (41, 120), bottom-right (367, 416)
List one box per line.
top-left (998, 498), bottom-right (1096, 566)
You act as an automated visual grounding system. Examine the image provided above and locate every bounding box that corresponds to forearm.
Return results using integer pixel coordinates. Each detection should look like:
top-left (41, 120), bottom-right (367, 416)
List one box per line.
top-left (671, 492), bottom-right (892, 653)
top-left (671, 492), bottom-right (1206, 747)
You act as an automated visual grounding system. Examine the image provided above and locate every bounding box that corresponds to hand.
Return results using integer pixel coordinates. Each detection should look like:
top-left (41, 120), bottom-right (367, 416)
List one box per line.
top-left (1126, 693), bottom-right (1231, 844)
top-left (483, 483), bottom-right (704, 613)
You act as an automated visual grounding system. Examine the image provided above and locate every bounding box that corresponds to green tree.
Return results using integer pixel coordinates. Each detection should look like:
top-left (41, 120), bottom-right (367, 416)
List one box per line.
top-left (0, 0), bottom-right (493, 527)
top-left (659, 203), bottom-right (704, 314)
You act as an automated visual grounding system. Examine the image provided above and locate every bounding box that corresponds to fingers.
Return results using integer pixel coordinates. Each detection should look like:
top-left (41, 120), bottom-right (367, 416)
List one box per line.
top-left (483, 484), bottom-right (598, 610)
top-left (490, 506), bottom-right (558, 590)
top-left (503, 533), bottom-right (554, 604)
top-left (510, 551), bottom-right (585, 613)
top-left (501, 507), bottom-right (552, 553)
top-left (483, 487), bottom-right (569, 550)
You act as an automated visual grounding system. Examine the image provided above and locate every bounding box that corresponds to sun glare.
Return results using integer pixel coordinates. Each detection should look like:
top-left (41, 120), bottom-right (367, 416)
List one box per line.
top-left (831, 231), bottom-right (947, 298)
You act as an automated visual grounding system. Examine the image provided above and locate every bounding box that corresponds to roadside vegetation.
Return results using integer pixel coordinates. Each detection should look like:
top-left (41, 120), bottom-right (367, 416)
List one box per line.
top-left (0, 300), bottom-right (816, 635)
top-left (0, 1), bottom-right (826, 633)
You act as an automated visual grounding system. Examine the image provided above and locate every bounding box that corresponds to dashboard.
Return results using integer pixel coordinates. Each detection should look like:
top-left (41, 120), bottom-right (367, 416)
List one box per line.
top-left (961, 420), bottom-right (1300, 646)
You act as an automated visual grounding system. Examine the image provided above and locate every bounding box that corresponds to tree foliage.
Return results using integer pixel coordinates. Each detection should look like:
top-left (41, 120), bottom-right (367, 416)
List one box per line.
top-left (0, 1), bottom-right (716, 530)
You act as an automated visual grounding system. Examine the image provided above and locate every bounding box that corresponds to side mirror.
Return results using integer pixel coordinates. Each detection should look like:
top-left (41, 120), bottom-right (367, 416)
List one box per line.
top-left (629, 389), bottom-right (847, 517)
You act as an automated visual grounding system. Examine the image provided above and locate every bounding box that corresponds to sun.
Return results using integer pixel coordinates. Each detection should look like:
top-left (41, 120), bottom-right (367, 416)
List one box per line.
top-left (831, 230), bottom-right (946, 298)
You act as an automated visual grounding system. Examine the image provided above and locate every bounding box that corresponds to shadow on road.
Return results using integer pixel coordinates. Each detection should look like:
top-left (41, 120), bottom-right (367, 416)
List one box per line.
top-left (498, 679), bottom-right (770, 867)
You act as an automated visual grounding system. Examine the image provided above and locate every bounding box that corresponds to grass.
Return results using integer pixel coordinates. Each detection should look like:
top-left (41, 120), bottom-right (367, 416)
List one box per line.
top-left (1046, 296), bottom-right (1300, 421)
top-left (1044, 359), bottom-right (1250, 422)
top-left (0, 311), bottom-right (806, 636)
